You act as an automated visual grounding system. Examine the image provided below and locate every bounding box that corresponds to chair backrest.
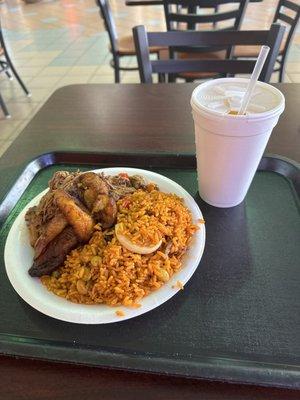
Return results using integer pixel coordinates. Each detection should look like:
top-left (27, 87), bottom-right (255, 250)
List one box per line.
top-left (273, 0), bottom-right (300, 59)
top-left (95, 0), bottom-right (118, 54)
top-left (163, 0), bottom-right (249, 31)
top-left (133, 23), bottom-right (285, 83)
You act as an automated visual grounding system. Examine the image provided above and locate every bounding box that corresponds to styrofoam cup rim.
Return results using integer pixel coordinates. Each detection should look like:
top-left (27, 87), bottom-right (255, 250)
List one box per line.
top-left (191, 78), bottom-right (285, 121)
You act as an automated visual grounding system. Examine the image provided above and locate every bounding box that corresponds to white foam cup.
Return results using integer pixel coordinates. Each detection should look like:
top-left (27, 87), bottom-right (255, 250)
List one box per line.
top-left (191, 78), bottom-right (285, 207)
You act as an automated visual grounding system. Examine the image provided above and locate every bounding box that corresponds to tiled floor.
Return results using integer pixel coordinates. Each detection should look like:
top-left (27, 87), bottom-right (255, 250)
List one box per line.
top-left (0, 0), bottom-right (300, 156)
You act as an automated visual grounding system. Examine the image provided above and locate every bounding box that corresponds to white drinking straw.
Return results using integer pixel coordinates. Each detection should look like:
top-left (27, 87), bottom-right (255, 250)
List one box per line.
top-left (238, 45), bottom-right (270, 115)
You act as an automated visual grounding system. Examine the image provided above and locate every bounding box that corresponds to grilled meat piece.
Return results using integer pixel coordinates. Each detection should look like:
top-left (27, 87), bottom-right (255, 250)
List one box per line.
top-left (28, 226), bottom-right (78, 277)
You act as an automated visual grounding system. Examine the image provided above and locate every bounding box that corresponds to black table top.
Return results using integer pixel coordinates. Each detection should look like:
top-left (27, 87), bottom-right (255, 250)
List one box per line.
top-left (0, 83), bottom-right (299, 205)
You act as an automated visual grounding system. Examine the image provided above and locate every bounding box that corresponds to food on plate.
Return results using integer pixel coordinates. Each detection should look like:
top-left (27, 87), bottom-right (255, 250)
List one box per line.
top-left (25, 170), bottom-right (201, 307)
top-left (25, 171), bottom-right (146, 277)
top-left (115, 223), bottom-right (162, 255)
top-left (172, 281), bottom-right (184, 290)
top-left (115, 310), bottom-right (125, 317)
top-left (28, 226), bottom-right (79, 277)
top-left (40, 187), bottom-right (198, 306)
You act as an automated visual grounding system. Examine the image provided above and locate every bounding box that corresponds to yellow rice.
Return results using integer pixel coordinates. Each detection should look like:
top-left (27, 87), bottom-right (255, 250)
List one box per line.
top-left (41, 189), bottom-right (198, 306)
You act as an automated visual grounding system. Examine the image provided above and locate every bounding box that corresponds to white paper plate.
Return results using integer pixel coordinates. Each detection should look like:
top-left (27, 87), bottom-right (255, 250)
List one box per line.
top-left (4, 167), bottom-right (205, 324)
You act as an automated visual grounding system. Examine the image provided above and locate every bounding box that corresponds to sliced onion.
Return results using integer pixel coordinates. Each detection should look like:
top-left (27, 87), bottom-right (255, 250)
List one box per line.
top-left (115, 224), bottom-right (162, 255)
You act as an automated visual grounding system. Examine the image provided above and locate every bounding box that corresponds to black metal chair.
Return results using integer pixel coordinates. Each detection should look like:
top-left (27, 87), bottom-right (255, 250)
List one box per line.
top-left (133, 23), bottom-right (285, 83)
top-left (163, 0), bottom-right (248, 31)
top-left (0, 22), bottom-right (30, 118)
top-left (162, 0), bottom-right (250, 81)
top-left (95, 0), bottom-right (163, 83)
top-left (172, 3), bottom-right (220, 29)
top-left (234, 0), bottom-right (300, 82)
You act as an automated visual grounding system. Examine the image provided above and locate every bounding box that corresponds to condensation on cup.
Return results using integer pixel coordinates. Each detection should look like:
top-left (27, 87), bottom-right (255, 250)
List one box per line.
top-left (191, 78), bottom-right (285, 208)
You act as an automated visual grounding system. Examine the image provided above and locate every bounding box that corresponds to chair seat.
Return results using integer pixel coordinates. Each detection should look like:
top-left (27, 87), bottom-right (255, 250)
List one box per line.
top-left (177, 50), bottom-right (226, 79)
top-left (234, 41), bottom-right (285, 58)
top-left (110, 35), bottom-right (162, 56)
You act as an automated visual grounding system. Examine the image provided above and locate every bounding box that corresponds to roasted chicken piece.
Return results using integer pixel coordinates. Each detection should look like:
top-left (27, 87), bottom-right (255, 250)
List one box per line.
top-left (28, 226), bottom-right (78, 277)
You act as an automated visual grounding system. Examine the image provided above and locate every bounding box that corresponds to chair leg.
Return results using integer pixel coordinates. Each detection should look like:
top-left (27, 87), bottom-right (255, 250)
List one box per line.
top-left (3, 51), bottom-right (30, 96)
top-left (168, 74), bottom-right (176, 83)
top-left (158, 73), bottom-right (166, 83)
top-left (278, 64), bottom-right (285, 83)
top-left (0, 92), bottom-right (11, 118)
top-left (114, 56), bottom-right (121, 83)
